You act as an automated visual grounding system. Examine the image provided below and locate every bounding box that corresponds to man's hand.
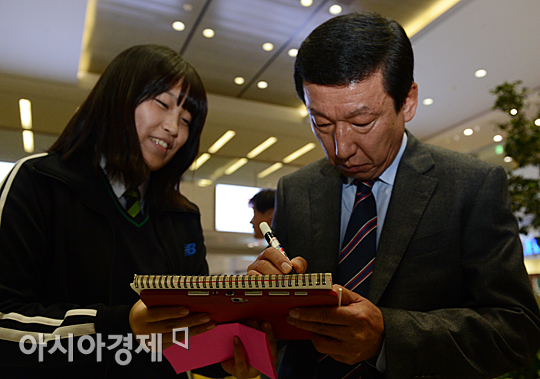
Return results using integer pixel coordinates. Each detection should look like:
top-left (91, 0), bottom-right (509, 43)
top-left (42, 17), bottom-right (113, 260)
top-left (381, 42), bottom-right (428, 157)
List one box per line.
top-left (247, 247), bottom-right (307, 275)
top-left (129, 300), bottom-right (215, 350)
top-left (221, 321), bottom-right (277, 379)
top-left (286, 285), bottom-right (384, 364)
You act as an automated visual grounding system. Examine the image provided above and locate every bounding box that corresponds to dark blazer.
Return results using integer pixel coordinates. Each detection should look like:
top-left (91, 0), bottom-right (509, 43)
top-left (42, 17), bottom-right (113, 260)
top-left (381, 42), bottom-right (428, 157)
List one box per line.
top-left (273, 132), bottom-right (540, 379)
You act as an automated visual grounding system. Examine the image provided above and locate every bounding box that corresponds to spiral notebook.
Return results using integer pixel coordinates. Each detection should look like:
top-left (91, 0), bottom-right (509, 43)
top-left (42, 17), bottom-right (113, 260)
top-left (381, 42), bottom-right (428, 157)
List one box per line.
top-left (131, 273), bottom-right (337, 340)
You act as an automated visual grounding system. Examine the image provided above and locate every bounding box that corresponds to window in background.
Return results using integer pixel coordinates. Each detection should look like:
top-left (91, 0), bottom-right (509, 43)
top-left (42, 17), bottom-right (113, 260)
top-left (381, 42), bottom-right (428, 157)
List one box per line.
top-left (215, 184), bottom-right (261, 233)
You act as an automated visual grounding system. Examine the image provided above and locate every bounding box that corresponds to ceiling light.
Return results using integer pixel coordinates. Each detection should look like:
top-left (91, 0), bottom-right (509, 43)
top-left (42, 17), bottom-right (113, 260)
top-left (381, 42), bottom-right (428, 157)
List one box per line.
top-left (22, 130), bottom-right (34, 153)
top-left (495, 145), bottom-right (504, 155)
top-left (257, 163), bottom-right (283, 179)
top-left (262, 42), bottom-right (274, 51)
top-left (190, 153), bottom-right (211, 171)
top-left (202, 28), bottom-right (215, 38)
top-left (197, 179), bottom-right (212, 187)
top-left (510, 109), bottom-right (518, 115)
top-left (19, 99), bottom-right (32, 130)
top-left (225, 158), bottom-right (248, 175)
top-left (208, 130), bottom-right (236, 154)
top-left (535, 119), bottom-right (540, 126)
top-left (257, 81), bottom-right (268, 89)
top-left (475, 69), bottom-right (487, 78)
top-left (234, 77), bottom-right (245, 85)
top-left (172, 21), bottom-right (185, 31)
top-left (288, 49), bottom-right (298, 57)
top-left (504, 156), bottom-right (513, 163)
top-left (183, 4), bottom-right (193, 11)
top-left (493, 135), bottom-right (503, 142)
top-left (246, 137), bottom-right (277, 159)
top-left (329, 5), bottom-right (342, 15)
top-left (283, 143), bottom-right (316, 164)
top-left (422, 98), bottom-right (434, 106)
top-left (300, 0), bottom-right (313, 6)
top-left (298, 105), bottom-right (308, 118)
top-left (463, 128), bottom-right (473, 136)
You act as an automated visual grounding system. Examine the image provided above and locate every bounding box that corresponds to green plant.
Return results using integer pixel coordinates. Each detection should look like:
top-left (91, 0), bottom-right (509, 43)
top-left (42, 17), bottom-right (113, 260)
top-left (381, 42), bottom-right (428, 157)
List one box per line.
top-left (491, 81), bottom-right (540, 234)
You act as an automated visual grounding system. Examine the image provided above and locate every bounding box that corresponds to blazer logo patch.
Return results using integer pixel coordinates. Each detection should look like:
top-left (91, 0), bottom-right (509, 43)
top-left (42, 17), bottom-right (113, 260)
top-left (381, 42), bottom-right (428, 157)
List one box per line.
top-left (184, 243), bottom-right (197, 256)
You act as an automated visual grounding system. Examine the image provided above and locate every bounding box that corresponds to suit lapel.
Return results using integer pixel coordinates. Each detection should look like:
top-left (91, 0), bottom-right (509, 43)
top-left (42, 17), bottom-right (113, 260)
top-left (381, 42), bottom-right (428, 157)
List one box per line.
top-left (307, 160), bottom-right (343, 274)
top-left (370, 133), bottom-right (438, 304)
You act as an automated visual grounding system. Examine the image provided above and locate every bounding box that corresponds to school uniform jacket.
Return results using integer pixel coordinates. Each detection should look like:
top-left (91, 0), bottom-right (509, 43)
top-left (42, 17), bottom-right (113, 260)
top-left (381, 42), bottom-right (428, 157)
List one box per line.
top-left (273, 132), bottom-right (540, 379)
top-left (0, 152), bottom-right (209, 378)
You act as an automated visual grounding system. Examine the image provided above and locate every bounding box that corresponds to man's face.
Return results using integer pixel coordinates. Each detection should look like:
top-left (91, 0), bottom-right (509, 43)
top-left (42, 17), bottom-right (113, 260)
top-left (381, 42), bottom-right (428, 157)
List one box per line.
top-left (250, 208), bottom-right (274, 239)
top-left (304, 71), bottom-right (418, 181)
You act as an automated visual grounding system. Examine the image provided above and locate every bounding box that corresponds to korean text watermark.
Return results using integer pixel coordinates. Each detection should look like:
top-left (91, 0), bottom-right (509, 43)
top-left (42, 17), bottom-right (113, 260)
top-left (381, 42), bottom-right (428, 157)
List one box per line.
top-left (19, 327), bottom-right (189, 365)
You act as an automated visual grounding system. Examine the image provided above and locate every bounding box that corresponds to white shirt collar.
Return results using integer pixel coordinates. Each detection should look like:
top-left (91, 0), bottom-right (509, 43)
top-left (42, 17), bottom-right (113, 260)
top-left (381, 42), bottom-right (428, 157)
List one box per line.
top-left (99, 157), bottom-right (148, 199)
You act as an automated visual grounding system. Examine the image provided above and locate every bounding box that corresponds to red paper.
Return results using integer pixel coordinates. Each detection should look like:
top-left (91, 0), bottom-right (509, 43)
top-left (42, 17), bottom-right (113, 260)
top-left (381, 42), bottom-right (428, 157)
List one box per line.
top-left (163, 323), bottom-right (277, 379)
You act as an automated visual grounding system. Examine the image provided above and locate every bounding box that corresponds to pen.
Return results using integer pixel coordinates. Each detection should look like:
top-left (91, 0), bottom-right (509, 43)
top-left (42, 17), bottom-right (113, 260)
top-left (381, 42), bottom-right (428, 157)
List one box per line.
top-left (338, 287), bottom-right (343, 307)
top-left (259, 222), bottom-right (297, 274)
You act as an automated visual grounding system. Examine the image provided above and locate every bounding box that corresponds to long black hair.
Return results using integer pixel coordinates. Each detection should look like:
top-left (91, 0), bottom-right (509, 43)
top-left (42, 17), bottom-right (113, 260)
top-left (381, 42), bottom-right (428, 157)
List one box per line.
top-left (49, 44), bottom-right (207, 208)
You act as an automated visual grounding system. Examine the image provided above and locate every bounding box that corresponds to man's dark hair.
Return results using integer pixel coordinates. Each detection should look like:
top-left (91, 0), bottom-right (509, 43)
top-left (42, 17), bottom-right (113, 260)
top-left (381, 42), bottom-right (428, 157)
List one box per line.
top-left (49, 44), bottom-right (207, 208)
top-left (249, 189), bottom-right (276, 213)
top-left (294, 12), bottom-right (414, 112)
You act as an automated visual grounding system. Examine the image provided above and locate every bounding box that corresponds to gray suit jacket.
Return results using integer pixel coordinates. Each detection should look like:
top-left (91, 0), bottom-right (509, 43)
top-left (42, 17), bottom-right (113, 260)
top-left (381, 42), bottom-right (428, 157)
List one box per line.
top-left (273, 132), bottom-right (540, 379)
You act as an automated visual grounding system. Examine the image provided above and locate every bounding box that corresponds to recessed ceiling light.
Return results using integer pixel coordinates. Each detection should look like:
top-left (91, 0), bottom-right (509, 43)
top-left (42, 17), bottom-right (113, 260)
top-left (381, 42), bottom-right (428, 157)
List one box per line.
top-left (493, 135), bottom-right (503, 142)
top-left (535, 119), bottom-right (540, 126)
top-left (190, 153), bottom-right (211, 171)
top-left (262, 42), bottom-right (274, 52)
top-left (298, 105), bottom-right (308, 117)
top-left (504, 156), bottom-right (513, 163)
top-left (300, 0), bottom-right (313, 6)
top-left (225, 158), bottom-right (248, 175)
top-left (234, 77), bottom-right (245, 85)
top-left (474, 69), bottom-right (487, 78)
top-left (257, 81), bottom-right (268, 89)
top-left (246, 137), bottom-right (278, 159)
top-left (257, 163), bottom-right (283, 179)
top-left (288, 48), bottom-right (298, 57)
top-left (19, 99), bottom-right (32, 130)
top-left (183, 4), bottom-right (193, 11)
top-left (22, 130), bottom-right (34, 153)
top-left (510, 109), bottom-right (518, 115)
top-left (197, 179), bottom-right (212, 187)
top-left (463, 128), bottom-right (473, 136)
top-left (283, 143), bottom-right (316, 163)
top-left (202, 28), bottom-right (214, 38)
top-left (208, 130), bottom-right (236, 153)
top-left (172, 21), bottom-right (185, 31)
top-left (423, 98), bottom-right (434, 106)
top-left (329, 5), bottom-right (342, 14)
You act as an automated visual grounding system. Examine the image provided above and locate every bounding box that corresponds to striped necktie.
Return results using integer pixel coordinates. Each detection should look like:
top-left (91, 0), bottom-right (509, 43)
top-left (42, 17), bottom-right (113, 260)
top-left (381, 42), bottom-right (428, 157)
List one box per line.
top-left (123, 188), bottom-right (143, 222)
top-left (337, 179), bottom-right (377, 296)
top-left (316, 180), bottom-right (378, 379)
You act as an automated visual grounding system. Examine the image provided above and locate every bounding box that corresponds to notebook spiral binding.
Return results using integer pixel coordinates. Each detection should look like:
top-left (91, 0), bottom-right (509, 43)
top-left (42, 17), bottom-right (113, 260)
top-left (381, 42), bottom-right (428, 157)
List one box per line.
top-left (132, 273), bottom-right (333, 291)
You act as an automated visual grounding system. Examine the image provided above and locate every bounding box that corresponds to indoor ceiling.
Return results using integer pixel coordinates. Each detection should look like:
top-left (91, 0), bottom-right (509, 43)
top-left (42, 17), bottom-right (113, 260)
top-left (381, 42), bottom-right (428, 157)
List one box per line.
top-left (1, 0), bottom-right (540, 257)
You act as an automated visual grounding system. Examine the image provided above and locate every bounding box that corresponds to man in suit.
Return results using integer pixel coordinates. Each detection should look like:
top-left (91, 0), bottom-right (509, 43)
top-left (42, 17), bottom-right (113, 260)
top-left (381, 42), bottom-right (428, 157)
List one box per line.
top-left (248, 12), bottom-right (540, 379)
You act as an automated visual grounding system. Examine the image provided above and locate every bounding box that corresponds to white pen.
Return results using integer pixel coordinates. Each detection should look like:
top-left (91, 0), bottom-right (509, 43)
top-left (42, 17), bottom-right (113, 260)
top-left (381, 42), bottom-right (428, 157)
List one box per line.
top-left (259, 222), bottom-right (297, 274)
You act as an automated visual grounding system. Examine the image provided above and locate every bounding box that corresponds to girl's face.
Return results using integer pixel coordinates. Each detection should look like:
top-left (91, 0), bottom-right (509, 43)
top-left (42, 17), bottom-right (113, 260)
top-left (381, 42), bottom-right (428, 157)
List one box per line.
top-left (134, 81), bottom-right (192, 172)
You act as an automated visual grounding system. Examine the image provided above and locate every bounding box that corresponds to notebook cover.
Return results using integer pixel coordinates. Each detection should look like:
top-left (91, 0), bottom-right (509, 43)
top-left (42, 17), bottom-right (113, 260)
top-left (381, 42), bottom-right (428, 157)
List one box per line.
top-left (140, 287), bottom-right (338, 340)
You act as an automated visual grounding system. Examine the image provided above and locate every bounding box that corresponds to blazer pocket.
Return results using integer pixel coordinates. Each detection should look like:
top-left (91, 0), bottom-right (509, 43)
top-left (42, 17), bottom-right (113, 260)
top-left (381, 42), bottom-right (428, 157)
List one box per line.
top-left (405, 226), bottom-right (459, 259)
